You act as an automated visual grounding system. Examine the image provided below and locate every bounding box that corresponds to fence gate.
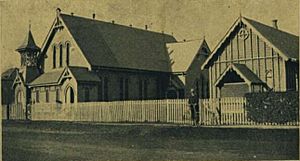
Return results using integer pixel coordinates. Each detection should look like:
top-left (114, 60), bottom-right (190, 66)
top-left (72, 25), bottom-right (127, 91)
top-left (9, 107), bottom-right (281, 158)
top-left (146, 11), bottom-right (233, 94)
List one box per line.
top-left (200, 99), bottom-right (219, 125)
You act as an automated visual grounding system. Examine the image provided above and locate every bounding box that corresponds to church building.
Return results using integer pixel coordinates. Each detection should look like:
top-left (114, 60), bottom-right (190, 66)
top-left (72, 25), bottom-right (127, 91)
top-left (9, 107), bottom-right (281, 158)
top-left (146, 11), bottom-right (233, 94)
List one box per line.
top-left (202, 16), bottom-right (299, 98)
top-left (10, 8), bottom-right (177, 108)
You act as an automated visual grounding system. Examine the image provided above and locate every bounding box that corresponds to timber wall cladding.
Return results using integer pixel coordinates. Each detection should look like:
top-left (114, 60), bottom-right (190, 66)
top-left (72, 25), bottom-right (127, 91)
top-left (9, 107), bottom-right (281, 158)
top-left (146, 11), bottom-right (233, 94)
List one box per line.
top-left (210, 25), bottom-right (286, 98)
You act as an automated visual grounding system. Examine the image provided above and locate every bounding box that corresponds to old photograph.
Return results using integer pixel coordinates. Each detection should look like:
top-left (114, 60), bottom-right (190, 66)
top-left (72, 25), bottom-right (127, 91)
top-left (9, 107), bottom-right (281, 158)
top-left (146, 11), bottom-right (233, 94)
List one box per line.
top-left (1, 0), bottom-right (299, 160)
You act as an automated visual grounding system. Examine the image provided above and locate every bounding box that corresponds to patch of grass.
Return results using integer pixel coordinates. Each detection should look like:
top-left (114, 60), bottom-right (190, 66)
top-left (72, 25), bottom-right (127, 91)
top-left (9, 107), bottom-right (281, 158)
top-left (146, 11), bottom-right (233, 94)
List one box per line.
top-left (3, 121), bottom-right (299, 161)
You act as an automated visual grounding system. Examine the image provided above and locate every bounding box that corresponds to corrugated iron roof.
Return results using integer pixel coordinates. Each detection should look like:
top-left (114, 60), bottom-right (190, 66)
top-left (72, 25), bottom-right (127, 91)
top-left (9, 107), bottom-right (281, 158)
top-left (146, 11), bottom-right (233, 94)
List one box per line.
top-left (244, 17), bottom-right (299, 60)
top-left (30, 67), bottom-right (100, 86)
top-left (215, 63), bottom-right (265, 87)
top-left (202, 16), bottom-right (299, 69)
top-left (167, 39), bottom-right (208, 72)
top-left (232, 63), bottom-right (264, 84)
top-left (60, 14), bottom-right (176, 72)
top-left (69, 67), bottom-right (100, 82)
top-left (30, 68), bottom-right (65, 86)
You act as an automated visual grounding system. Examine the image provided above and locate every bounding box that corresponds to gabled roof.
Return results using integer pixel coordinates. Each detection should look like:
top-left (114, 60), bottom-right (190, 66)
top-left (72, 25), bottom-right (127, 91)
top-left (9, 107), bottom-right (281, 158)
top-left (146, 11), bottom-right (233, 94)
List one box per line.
top-left (30, 68), bottom-right (65, 86)
top-left (244, 17), bottom-right (299, 60)
top-left (11, 67), bottom-right (41, 88)
top-left (202, 16), bottom-right (299, 69)
top-left (215, 63), bottom-right (265, 87)
top-left (167, 39), bottom-right (210, 72)
top-left (16, 30), bottom-right (41, 52)
top-left (68, 67), bottom-right (100, 82)
top-left (58, 13), bottom-right (176, 72)
top-left (30, 67), bottom-right (100, 86)
top-left (1, 68), bottom-right (18, 80)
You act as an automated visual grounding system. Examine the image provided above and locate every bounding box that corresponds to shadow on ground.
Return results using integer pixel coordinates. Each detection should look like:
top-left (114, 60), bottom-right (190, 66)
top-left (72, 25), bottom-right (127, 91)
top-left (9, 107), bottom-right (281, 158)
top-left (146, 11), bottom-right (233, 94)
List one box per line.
top-left (3, 120), bottom-right (299, 161)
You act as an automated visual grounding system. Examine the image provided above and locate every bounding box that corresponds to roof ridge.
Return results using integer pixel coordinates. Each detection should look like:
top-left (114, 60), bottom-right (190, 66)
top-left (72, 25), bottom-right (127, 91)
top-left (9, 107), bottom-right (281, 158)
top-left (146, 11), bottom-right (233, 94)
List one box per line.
top-left (243, 16), bottom-right (299, 38)
top-left (60, 13), bottom-right (174, 37)
top-left (172, 38), bottom-right (204, 44)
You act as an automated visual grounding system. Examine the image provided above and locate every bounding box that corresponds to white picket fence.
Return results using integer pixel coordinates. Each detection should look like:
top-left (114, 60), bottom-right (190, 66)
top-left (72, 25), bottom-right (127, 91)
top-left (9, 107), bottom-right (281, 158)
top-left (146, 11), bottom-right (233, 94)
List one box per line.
top-left (3, 98), bottom-right (299, 126)
top-left (2, 104), bottom-right (26, 120)
top-left (31, 100), bottom-right (193, 124)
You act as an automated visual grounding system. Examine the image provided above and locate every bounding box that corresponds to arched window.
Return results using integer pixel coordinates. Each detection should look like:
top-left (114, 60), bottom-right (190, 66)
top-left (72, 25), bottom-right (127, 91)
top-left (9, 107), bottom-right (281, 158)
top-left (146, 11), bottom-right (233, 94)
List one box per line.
top-left (45, 89), bottom-right (49, 103)
top-left (53, 45), bottom-right (56, 68)
top-left (16, 90), bottom-right (23, 104)
top-left (65, 86), bottom-right (75, 103)
top-left (36, 90), bottom-right (40, 103)
top-left (59, 44), bottom-right (63, 67)
top-left (56, 89), bottom-right (60, 102)
top-left (66, 42), bottom-right (70, 66)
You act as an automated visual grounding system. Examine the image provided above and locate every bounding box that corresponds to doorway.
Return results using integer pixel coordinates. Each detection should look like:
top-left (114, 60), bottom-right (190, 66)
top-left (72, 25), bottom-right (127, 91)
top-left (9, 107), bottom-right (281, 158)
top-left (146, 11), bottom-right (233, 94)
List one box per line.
top-left (65, 86), bottom-right (75, 103)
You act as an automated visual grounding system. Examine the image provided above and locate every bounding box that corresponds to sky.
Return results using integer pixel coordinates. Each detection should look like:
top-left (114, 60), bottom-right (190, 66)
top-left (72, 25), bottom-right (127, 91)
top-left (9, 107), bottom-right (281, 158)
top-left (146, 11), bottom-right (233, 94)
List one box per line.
top-left (1, 0), bottom-right (299, 72)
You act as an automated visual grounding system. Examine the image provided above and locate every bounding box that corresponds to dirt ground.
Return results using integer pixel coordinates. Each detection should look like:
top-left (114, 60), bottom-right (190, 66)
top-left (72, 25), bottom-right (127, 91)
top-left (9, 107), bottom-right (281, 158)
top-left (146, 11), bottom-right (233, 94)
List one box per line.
top-left (2, 121), bottom-right (299, 161)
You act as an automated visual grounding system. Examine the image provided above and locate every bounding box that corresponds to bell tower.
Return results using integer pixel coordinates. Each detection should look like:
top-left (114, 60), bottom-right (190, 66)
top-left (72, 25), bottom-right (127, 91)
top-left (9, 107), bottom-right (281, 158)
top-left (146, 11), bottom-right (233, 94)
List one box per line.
top-left (16, 26), bottom-right (41, 67)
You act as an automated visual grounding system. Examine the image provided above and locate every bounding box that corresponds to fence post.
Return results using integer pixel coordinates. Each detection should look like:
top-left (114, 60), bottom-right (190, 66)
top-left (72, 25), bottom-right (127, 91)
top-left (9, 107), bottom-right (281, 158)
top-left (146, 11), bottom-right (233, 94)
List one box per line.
top-left (166, 99), bottom-right (169, 123)
top-left (7, 104), bottom-right (10, 120)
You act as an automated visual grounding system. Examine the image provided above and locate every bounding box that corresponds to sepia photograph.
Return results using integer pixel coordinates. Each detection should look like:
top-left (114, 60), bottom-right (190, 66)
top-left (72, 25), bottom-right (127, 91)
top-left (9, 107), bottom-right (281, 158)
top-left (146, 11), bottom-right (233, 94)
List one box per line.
top-left (1, 0), bottom-right (299, 160)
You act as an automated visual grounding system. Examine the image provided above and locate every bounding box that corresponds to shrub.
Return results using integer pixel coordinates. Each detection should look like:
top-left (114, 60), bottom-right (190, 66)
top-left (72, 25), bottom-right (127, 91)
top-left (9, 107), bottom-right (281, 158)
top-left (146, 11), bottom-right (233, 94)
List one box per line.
top-left (245, 91), bottom-right (299, 124)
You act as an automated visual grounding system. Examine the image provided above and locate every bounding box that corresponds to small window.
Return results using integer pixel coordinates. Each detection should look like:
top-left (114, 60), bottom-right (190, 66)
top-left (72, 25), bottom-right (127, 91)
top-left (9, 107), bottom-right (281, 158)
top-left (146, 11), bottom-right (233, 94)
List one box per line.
top-left (66, 43), bottom-right (70, 66)
top-left (59, 44), bottom-right (63, 67)
top-left (53, 45), bottom-right (56, 68)
top-left (98, 78), bottom-right (103, 101)
top-left (45, 89), bottom-right (49, 103)
top-left (104, 77), bottom-right (108, 101)
top-left (84, 87), bottom-right (90, 102)
top-left (36, 91), bottom-right (40, 103)
top-left (125, 78), bottom-right (129, 99)
top-left (119, 77), bottom-right (124, 100)
top-left (56, 89), bottom-right (60, 101)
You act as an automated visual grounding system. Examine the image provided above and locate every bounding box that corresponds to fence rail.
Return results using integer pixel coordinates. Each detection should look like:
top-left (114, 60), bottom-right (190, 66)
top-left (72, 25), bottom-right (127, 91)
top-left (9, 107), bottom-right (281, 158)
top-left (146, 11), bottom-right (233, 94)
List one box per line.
top-left (3, 97), bottom-right (299, 126)
top-left (31, 100), bottom-right (193, 125)
top-left (2, 104), bottom-right (25, 120)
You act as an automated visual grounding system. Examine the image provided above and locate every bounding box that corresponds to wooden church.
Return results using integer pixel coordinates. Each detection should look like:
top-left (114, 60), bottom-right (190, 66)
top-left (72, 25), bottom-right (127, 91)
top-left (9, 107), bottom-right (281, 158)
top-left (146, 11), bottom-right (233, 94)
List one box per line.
top-left (8, 8), bottom-right (178, 108)
top-left (202, 17), bottom-right (299, 98)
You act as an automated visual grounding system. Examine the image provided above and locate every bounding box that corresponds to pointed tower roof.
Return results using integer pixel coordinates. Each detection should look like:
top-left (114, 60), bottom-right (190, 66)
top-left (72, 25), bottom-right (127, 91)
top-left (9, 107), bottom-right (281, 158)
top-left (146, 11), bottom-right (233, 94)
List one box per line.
top-left (16, 30), bottom-right (40, 52)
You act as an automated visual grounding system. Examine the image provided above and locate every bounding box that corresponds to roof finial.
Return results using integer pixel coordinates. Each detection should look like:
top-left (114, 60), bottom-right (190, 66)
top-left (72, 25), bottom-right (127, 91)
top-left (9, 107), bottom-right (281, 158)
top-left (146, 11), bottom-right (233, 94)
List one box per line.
top-left (56, 8), bottom-right (61, 17)
top-left (29, 20), bottom-right (31, 31)
top-left (239, 10), bottom-right (242, 20)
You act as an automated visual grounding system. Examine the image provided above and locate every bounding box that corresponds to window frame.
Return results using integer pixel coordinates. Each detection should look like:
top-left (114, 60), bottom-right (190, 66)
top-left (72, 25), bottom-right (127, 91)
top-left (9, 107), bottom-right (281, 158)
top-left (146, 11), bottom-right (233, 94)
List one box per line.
top-left (53, 45), bottom-right (56, 68)
top-left (66, 42), bottom-right (70, 66)
top-left (45, 89), bottom-right (49, 103)
top-left (36, 90), bottom-right (40, 103)
top-left (59, 43), bottom-right (63, 67)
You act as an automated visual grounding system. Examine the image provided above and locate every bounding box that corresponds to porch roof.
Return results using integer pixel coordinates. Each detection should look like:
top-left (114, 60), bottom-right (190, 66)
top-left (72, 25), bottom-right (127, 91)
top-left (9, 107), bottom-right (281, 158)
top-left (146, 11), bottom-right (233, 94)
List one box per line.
top-left (29, 68), bottom-right (65, 86)
top-left (30, 67), bottom-right (100, 87)
top-left (215, 63), bottom-right (265, 87)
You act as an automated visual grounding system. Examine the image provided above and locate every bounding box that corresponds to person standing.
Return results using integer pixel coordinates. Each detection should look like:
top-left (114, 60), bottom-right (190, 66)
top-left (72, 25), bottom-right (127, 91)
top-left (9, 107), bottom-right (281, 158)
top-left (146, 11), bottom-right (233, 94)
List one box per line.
top-left (188, 88), bottom-right (199, 126)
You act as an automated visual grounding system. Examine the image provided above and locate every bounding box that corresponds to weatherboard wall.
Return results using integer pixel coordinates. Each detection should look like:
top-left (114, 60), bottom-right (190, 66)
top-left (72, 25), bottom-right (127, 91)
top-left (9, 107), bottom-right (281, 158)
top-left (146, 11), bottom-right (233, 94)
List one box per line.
top-left (92, 68), bottom-right (170, 101)
top-left (209, 24), bottom-right (289, 98)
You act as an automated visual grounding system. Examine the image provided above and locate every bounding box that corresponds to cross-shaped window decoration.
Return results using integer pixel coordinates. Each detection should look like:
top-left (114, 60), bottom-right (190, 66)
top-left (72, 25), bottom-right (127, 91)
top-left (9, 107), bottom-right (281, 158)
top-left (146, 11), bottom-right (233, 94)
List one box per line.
top-left (238, 28), bottom-right (249, 40)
